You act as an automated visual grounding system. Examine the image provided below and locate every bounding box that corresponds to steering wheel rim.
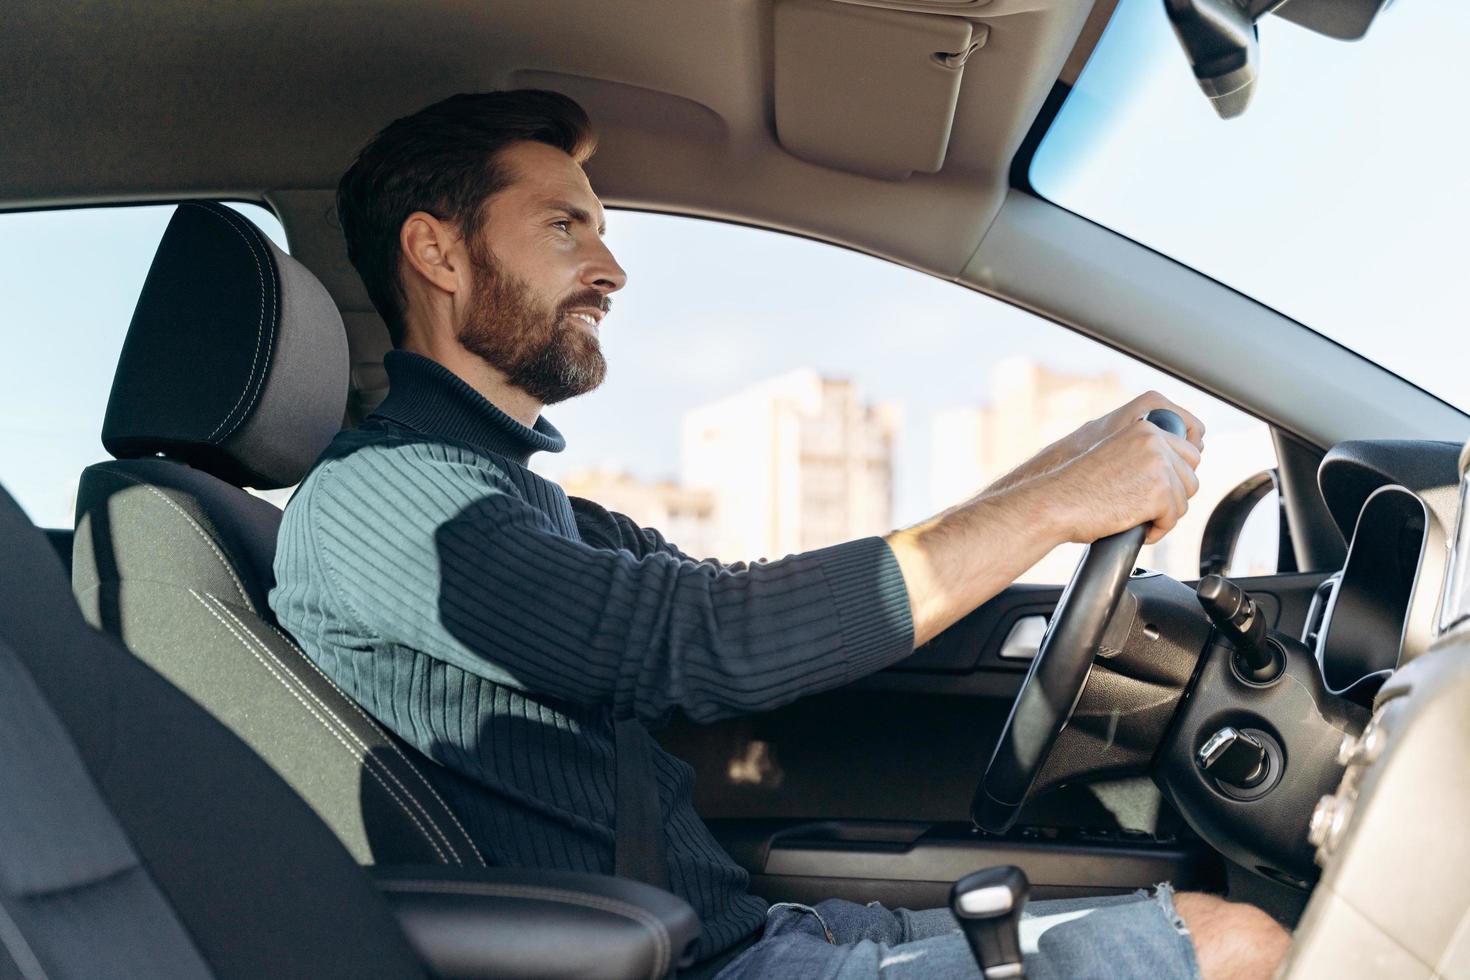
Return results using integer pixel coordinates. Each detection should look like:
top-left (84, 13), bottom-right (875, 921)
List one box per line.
top-left (972, 409), bottom-right (1187, 834)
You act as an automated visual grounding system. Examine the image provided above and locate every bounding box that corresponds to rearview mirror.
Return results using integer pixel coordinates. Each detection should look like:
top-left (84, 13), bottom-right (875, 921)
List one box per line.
top-left (1163, 0), bottom-right (1396, 119)
top-left (1163, 0), bottom-right (1259, 119)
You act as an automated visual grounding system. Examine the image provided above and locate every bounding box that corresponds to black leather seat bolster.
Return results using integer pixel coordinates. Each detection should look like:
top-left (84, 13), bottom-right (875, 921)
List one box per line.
top-left (372, 865), bottom-right (702, 980)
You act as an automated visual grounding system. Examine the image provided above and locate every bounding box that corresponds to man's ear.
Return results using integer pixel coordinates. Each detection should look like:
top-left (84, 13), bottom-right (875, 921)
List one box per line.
top-left (400, 211), bottom-right (464, 296)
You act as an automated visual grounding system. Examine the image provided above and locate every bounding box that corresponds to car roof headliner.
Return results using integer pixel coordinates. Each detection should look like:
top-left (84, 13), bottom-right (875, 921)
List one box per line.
top-left (9, 2), bottom-right (1467, 454)
top-left (1, 0), bottom-right (1108, 280)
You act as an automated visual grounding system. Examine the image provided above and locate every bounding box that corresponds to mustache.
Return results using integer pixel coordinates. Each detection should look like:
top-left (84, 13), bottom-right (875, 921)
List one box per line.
top-left (556, 290), bottom-right (612, 317)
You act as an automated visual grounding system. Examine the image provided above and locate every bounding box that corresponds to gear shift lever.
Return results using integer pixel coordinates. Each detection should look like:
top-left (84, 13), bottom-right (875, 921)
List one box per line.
top-left (950, 865), bottom-right (1028, 979)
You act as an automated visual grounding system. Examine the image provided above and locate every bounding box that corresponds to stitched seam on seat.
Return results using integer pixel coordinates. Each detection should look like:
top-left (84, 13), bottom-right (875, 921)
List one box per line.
top-left (0, 893), bottom-right (49, 980)
top-left (16, 862), bottom-right (139, 903)
top-left (176, 205), bottom-right (274, 446)
top-left (207, 599), bottom-right (464, 866)
top-left (265, 621), bottom-right (487, 867)
top-left (99, 468), bottom-right (252, 608)
top-left (189, 590), bottom-right (452, 864)
top-left (202, 205), bottom-right (280, 444)
top-left (172, 204), bottom-right (273, 446)
top-left (378, 880), bottom-right (671, 978)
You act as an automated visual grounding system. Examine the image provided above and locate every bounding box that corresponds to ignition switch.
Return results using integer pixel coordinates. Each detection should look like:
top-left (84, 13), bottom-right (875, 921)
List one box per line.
top-left (1197, 725), bottom-right (1268, 789)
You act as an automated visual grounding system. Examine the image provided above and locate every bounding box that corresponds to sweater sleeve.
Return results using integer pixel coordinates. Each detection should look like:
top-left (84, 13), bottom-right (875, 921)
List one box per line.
top-left (313, 448), bottom-right (914, 724)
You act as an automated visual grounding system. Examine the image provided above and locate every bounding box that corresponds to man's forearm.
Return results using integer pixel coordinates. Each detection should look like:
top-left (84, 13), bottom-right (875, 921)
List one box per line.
top-left (884, 481), bottom-right (1069, 648)
top-left (981, 451), bottom-right (1059, 497)
top-left (980, 427), bottom-right (1093, 498)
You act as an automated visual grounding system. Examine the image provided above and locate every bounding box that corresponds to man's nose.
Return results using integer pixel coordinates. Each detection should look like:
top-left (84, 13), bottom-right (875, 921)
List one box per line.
top-left (583, 236), bottom-right (627, 296)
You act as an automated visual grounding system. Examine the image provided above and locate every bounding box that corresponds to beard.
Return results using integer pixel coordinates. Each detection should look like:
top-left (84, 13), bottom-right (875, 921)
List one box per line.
top-left (456, 245), bottom-right (608, 406)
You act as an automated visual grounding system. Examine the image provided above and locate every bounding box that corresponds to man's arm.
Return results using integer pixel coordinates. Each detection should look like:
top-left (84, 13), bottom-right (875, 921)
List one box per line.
top-left (887, 399), bottom-right (1202, 647)
top-left (312, 448), bottom-right (912, 726)
top-left (310, 390), bottom-right (1199, 724)
top-left (978, 390), bottom-right (1206, 497)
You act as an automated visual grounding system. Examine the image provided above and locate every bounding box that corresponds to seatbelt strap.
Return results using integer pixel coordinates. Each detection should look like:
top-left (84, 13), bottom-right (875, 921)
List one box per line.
top-left (613, 717), bottom-right (670, 890)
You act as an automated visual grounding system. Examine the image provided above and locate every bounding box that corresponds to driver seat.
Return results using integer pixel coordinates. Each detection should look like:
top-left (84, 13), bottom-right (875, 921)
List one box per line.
top-left (71, 201), bottom-right (484, 869)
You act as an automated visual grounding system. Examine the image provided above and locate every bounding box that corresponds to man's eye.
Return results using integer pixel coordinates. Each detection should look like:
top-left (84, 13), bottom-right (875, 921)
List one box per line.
top-left (552, 220), bottom-right (572, 233)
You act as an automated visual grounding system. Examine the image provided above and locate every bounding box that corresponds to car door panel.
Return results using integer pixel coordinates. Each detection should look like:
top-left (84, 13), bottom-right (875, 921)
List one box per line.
top-left (659, 572), bottom-right (1333, 901)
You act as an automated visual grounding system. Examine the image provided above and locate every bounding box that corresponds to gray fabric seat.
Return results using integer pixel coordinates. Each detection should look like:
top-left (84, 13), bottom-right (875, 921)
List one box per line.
top-left (72, 201), bottom-right (485, 870)
top-left (0, 480), bottom-right (429, 979)
top-left (0, 633), bottom-right (212, 980)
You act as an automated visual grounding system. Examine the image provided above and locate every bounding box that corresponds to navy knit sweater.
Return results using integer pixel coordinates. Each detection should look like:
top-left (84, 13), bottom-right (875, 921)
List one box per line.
top-left (270, 351), bottom-right (915, 959)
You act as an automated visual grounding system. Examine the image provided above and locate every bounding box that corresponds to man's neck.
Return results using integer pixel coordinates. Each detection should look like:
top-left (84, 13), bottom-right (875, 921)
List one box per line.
top-left (402, 333), bottom-right (543, 430)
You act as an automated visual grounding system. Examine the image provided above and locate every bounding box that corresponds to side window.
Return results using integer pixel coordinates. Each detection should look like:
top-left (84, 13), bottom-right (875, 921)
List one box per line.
top-left (536, 211), bottom-right (1279, 584)
top-left (0, 203), bottom-right (289, 528)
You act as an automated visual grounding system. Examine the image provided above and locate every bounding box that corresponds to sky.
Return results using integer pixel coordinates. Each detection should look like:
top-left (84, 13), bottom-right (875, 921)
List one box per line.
top-left (1032, 0), bottom-right (1470, 412)
top-left (533, 213), bottom-right (1271, 522)
top-left (0, 200), bottom-right (1269, 534)
top-left (1, 0), bottom-right (1465, 539)
top-left (0, 204), bottom-right (289, 529)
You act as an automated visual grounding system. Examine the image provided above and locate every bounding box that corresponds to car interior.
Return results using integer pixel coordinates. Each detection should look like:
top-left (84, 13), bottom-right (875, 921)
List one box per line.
top-left (5, 0), bottom-right (1470, 977)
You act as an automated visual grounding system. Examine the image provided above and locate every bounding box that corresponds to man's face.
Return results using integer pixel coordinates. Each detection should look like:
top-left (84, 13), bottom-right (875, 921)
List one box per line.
top-left (457, 140), bottom-right (626, 406)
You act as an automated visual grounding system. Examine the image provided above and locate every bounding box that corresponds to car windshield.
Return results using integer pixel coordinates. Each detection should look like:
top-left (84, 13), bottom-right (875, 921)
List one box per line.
top-left (1031, 0), bottom-right (1470, 413)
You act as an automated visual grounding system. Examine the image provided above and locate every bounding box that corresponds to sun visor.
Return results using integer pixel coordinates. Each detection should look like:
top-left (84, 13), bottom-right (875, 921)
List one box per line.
top-left (773, 0), bottom-right (977, 180)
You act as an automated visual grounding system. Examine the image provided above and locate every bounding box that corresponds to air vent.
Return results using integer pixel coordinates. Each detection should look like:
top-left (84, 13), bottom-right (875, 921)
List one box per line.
top-left (832, 0), bottom-right (992, 14)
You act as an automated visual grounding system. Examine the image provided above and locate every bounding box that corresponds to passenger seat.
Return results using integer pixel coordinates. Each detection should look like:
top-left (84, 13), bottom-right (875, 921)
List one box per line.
top-left (71, 201), bottom-right (482, 869)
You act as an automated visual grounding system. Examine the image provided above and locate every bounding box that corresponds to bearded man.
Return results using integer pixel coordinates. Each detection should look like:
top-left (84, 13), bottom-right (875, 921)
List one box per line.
top-left (271, 90), bottom-right (1288, 979)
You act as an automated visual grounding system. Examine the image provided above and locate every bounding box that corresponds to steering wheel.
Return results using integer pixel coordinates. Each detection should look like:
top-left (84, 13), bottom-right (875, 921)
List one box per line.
top-left (972, 409), bottom-right (1188, 834)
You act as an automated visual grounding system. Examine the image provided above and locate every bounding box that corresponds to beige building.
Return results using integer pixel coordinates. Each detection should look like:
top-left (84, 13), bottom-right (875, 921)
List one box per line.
top-left (930, 358), bottom-right (1127, 509)
top-left (559, 469), bottom-right (720, 560)
top-left (681, 369), bottom-right (899, 562)
top-left (931, 359), bottom-right (1126, 583)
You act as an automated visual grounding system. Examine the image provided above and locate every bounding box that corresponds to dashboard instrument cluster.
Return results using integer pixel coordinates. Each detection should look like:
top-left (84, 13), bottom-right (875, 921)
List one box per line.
top-left (1307, 441), bottom-right (1462, 694)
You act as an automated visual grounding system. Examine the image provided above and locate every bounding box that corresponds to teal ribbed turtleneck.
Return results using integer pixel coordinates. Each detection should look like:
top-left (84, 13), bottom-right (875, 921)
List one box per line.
top-left (270, 350), bottom-right (915, 960)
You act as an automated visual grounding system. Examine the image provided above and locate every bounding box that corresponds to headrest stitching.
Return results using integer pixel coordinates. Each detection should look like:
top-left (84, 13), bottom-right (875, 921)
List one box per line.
top-left (176, 204), bottom-right (277, 445)
top-left (196, 204), bottom-right (278, 444)
top-left (205, 206), bottom-right (282, 446)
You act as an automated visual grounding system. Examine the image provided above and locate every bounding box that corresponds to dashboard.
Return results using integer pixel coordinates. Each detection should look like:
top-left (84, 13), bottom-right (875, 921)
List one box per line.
top-left (1280, 439), bottom-right (1470, 977)
top-left (1303, 441), bottom-right (1462, 697)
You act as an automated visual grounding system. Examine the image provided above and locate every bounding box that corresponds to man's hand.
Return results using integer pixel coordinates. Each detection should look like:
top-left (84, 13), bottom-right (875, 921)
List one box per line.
top-left (1044, 413), bottom-right (1202, 546)
top-left (983, 391), bottom-right (1205, 496)
top-left (886, 391), bottom-right (1204, 647)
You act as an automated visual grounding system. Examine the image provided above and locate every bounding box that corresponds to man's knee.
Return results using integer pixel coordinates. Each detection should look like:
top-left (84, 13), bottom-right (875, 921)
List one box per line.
top-left (1173, 891), bottom-right (1290, 980)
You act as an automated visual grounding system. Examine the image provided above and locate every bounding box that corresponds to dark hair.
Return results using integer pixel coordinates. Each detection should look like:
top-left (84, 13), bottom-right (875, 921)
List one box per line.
top-left (336, 90), bottom-right (597, 346)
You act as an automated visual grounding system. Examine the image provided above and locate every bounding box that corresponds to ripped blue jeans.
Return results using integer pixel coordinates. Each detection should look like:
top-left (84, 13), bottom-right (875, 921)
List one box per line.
top-left (715, 884), bottom-right (1201, 980)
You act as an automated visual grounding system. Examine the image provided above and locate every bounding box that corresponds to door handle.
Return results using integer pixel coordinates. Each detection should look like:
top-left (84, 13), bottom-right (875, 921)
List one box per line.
top-left (998, 616), bottom-right (1048, 661)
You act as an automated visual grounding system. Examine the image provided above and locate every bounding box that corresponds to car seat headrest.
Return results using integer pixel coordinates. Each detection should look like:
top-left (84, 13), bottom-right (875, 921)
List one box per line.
top-left (101, 201), bottom-right (348, 489)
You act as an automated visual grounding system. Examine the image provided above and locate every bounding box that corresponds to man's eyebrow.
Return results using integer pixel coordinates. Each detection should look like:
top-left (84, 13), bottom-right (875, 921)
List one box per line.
top-left (541, 199), bottom-right (606, 236)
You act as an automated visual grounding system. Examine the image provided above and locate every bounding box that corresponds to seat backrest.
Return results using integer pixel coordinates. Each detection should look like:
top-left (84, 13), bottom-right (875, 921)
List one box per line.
top-left (72, 201), bottom-right (484, 871)
top-left (0, 482), bottom-right (428, 979)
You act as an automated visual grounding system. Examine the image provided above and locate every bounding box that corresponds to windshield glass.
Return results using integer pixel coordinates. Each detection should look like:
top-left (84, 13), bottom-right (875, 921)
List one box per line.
top-left (1032, 0), bottom-right (1470, 413)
